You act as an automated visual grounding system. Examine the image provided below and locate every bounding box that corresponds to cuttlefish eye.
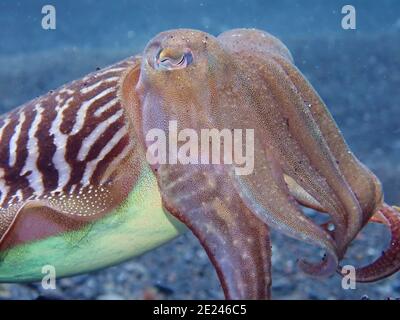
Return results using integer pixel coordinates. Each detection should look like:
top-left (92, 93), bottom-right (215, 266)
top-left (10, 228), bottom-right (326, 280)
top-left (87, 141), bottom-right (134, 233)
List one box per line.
top-left (154, 47), bottom-right (193, 70)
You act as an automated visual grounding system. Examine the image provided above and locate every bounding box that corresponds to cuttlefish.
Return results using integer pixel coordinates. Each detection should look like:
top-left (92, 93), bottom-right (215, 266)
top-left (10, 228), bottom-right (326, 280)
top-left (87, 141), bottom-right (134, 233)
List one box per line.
top-left (0, 28), bottom-right (399, 299)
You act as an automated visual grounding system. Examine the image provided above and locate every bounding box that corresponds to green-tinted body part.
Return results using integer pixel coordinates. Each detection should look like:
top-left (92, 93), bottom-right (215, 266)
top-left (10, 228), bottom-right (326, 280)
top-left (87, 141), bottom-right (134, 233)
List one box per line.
top-left (0, 164), bottom-right (185, 282)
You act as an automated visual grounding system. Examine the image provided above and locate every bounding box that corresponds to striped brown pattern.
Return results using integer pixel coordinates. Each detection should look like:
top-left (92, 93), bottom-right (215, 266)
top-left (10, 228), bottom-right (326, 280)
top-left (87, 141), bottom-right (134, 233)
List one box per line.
top-left (0, 57), bottom-right (139, 212)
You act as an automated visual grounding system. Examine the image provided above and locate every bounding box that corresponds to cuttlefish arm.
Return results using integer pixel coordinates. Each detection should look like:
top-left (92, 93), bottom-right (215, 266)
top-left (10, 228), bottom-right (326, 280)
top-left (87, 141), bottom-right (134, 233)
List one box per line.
top-left (270, 52), bottom-right (383, 223)
top-left (160, 164), bottom-right (272, 299)
top-left (350, 204), bottom-right (400, 282)
top-left (234, 30), bottom-right (400, 281)
top-left (258, 39), bottom-right (400, 280)
top-left (217, 29), bottom-right (358, 267)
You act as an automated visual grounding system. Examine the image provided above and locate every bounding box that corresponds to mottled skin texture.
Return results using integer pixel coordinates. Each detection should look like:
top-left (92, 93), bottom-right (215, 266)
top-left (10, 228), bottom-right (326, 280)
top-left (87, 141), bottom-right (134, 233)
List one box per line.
top-left (0, 28), bottom-right (399, 299)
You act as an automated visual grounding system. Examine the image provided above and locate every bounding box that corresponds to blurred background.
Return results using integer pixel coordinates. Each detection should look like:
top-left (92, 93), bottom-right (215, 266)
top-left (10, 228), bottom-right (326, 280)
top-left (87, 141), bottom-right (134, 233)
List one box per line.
top-left (0, 0), bottom-right (399, 299)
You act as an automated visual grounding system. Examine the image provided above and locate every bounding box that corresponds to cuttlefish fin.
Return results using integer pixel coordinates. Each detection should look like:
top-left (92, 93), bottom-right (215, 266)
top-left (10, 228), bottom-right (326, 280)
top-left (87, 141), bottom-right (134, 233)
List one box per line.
top-left (0, 183), bottom-right (122, 250)
top-left (351, 204), bottom-right (400, 282)
top-left (157, 164), bottom-right (272, 299)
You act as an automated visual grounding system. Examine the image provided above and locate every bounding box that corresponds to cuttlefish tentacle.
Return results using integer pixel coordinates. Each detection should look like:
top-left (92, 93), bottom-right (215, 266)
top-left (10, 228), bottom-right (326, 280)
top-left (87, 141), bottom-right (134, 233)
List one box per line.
top-left (218, 29), bottom-right (355, 266)
top-left (233, 140), bottom-right (339, 277)
top-left (157, 164), bottom-right (272, 299)
top-left (271, 54), bottom-right (383, 223)
top-left (218, 30), bottom-right (382, 252)
top-left (232, 37), bottom-right (362, 254)
top-left (217, 31), bottom-right (345, 223)
top-left (265, 58), bottom-right (363, 238)
top-left (352, 204), bottom-right (400, 282)
top-left (254, 61), bottom-right (349, 248)
top-left (268, 54), bottom-right (399, 280)
top-left (213, 31), bottom-right (340, 276)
